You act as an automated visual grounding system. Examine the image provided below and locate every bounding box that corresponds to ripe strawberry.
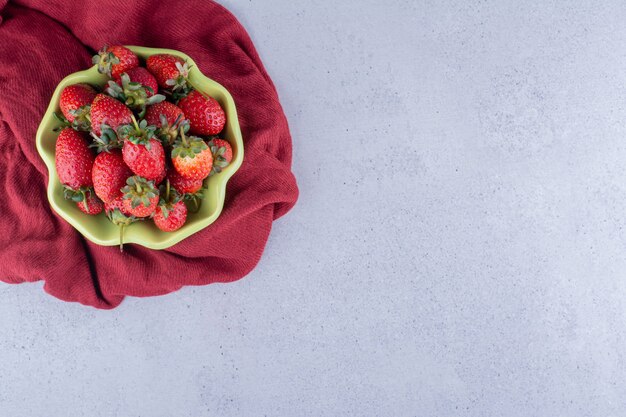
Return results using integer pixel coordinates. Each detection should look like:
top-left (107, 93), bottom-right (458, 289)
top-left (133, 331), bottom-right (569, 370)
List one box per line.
top-left (59, 84), bottom-right (96, 130)
top-left (177, 90), bottom-right (226, 135)
top-left (121, 176), bottom-right (159, 218)
top-left (171, 127), bottom-right (213, 180)
top-left (145, 101), bottom-right (186, 144)
top-left (119, 117), bottom-right (165, 181)
top-left (90, 94), bottom-right (133, 135)
top-left (167, 166), bottom-right (204, 212)
top-left (146, 54), bottom-right (189, 90)
top-left (154, 200), bottom-right (187, 231)
top-left (92, 45), bottom-right (139, 79)
top-left (115, 67), bottom-right (159, 97)
top-left (122, 139), bottom-right (165, 182)
top-left (107, 69), bottom-right (165, 118)
top-left (55, 128), bottom-right (94, 195)
top-left (154, 166), bottom-right (167, 185)
top-left (167, 167), bottom-right (203, 194)
top-left (77, 190), bottom-right (104, 215)
top-left (105, 195), bottom-right (137, 252)
top-left (153, 181), bottom-right (187, 232)
top-left (207, 138), bottom-right (233, 175)
top-left (105, 195), bottom-right (132, 217)
top-left (92, 150), bottom-right (133, 203)
top-left (145, 101), bottom-right (184, 125)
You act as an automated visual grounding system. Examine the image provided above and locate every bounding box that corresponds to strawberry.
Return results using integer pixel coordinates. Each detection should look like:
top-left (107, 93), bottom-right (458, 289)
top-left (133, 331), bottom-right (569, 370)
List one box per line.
top-left (154, 200), bottom-right (187, 231)
top-left (177, 90), bottom-right (226, 135)
top-left (119, 117), bottom-right (165, 181)
top-left (154, 166), bottom-right (167, 185)
top-left (58, 84), bottom-right (96, 130)
top-left (167, 167), bottom-right (203, 194)
top-left (105, 195), bottom-right (137, 252)
top-left (171, 126), bottom-right (213, 180)
top-left (121, 176), bottom-right (159, 218)
top-left (145, 101), bottom-right (184, 126)
top-left (55, 128), bottom-right (95, 204)
top-left (146, 54), bottom-right (190, 91)
top-left (90, 94), bottom-right (133, 136)
top-left (107, 69), bottom-right (165, 118)
top-left (92, 150), bottom-right (133, 203)
top-left (153, 181), bottom-right (187, 232)
top-left (145, 101), bottom-right (186, 145)
top-left (167, 166), bottom-right (204, 213)
top-left (92, 45), bottom-right (139, 79)
top-left (122, 139), bottom-right (165, 182)
top-left (105, 195), bottom-right (131, 217)
top-left (207, 138), bottom-right (233, 175)
top-left (115, 67), bottom-right (159, 97)
top-left (77, 189), bottom-right (104, 215)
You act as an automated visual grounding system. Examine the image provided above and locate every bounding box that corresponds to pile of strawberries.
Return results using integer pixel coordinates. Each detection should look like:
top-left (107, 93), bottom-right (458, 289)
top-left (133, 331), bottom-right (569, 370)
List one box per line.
top-left (54, 45), bottom-right (233, 249)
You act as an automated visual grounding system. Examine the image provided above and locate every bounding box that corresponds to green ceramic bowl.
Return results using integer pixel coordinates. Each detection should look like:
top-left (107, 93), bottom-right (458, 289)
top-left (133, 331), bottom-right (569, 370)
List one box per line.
top-left (36, 46), bottom-right (244, 249)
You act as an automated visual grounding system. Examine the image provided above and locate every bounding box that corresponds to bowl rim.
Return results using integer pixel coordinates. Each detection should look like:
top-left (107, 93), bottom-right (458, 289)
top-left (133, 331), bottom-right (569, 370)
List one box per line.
top-left (35, 45), bottom-right (244, 249)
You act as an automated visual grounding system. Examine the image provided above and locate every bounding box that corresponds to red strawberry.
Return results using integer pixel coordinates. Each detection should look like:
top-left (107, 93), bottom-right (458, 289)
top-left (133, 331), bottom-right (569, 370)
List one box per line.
top-left (121, 176), bottom-right (159, 218)
top-left (171, 128), bottom-right (213, 180)
top-left (115, 67), bottom-right (159, 97)
top-left (154, 166), bottom-right (167, 185)
top-left (59, 84), bottom-right (96, 130)
top-left (153, 182), bottom-right (187, 232)
top-left (145, 101), bottom-right (184, 125)
top-left (168, 166), bottom-right (204, 212)
top-left (154, 200), bottom-right (186, 231)
top-left (145, 101), bottom-right (186, 145)
top-left (90, 94), bottom-right (133, 135)
top-left (119, 117), bottom-right (165, 181)
top-left (105, 195), bottom-right (137, 252)
top-left (207, 138), bottom-right (233, 175)
top-left (177, 90), bottom-right (226, 135)
top-left (167, 167), bottom-right (203, 194)
top-left (55, 128), bottom-right (94, 191)
top-left (92, 150), bottom-right (133, 203)
top-left (146, 54), bottom-right (189, 89)
top-left (92, 45), bottom-right (139, 79)
top-left (77, 190), bottom-right (104, 215)
top-left (122, 139), bottom-right (165, 181)
top-left (105, 195), bottom-right (131, 217)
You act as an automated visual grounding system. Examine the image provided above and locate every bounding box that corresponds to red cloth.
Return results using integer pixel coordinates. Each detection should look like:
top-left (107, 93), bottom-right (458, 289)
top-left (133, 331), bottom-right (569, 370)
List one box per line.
top-left (0, 0), bottom-right (298, 309)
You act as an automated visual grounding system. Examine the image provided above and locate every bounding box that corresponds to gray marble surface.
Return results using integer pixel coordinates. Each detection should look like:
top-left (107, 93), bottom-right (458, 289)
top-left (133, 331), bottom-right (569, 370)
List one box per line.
top-left (2, 1), bottom-right (626, 416)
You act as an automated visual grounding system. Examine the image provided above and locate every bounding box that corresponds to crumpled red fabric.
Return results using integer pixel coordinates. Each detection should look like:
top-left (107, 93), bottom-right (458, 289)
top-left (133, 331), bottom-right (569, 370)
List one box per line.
top-left (0, 0), bottom-right (298, 309)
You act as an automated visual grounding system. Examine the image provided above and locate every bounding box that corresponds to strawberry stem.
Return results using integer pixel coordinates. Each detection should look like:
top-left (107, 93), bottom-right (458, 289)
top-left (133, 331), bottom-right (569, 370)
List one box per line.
top-left (179, 125), bottom-right (188, 146)
top-left (119, 225), bottom-right (125, 252)
top-left (82, 190), bottom-right (89, 212)
top-left (166, 179), bottom-right (170, 202)
top-left (131, 114), bottom-right (140, 131)
top-left (192, 196), bottom-right (200, 213)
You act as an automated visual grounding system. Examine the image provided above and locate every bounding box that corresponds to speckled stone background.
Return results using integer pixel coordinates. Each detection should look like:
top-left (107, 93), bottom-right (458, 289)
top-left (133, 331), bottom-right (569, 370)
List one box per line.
top-left (2, 1), bottom-right (626, 416)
